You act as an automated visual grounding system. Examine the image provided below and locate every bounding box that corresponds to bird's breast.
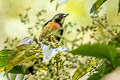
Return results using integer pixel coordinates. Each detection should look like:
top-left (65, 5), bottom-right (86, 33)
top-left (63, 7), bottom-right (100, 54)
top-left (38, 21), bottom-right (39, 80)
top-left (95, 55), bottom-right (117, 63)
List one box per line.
top-left (47, 22), bottom-right (60, 30)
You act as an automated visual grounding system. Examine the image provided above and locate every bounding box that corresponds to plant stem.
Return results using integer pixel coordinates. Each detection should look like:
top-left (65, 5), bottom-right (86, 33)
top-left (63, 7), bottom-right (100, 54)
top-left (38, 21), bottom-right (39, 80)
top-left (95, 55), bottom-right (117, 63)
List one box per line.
top-left (97, 20), bottom-right (120, 42)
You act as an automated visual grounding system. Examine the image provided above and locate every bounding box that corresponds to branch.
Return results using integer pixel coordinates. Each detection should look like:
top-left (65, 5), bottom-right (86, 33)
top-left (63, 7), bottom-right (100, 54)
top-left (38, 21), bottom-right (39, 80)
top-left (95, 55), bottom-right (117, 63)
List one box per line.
top-left (97, 20), bottom-right (120, 42)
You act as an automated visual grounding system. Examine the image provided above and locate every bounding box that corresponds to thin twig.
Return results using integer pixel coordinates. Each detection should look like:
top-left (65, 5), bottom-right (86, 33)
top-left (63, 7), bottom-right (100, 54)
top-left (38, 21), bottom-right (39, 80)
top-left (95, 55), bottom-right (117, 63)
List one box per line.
top-left (97, 20), bottom-right (120, 42)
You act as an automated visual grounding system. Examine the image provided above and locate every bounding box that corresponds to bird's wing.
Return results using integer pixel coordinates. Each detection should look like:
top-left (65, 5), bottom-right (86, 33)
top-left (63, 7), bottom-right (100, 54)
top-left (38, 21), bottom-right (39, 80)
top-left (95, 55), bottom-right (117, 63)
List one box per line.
top-left (39, 26), bottom-right (49, 40)
top-left (43, 20), bottom-right (52, 27)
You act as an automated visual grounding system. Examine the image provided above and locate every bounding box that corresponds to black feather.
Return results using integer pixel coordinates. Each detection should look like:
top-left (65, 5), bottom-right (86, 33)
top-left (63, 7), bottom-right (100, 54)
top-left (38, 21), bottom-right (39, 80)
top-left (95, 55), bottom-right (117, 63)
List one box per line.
top-left (57, 29), bottom-right (63, 41)
top-left (43, 20), bottom-right (52, 27)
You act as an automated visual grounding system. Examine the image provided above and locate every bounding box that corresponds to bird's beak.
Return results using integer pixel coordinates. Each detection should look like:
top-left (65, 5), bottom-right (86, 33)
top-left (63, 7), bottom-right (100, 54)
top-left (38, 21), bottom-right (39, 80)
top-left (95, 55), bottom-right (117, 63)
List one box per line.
top-left (63, 14), bottom-right (69, 17)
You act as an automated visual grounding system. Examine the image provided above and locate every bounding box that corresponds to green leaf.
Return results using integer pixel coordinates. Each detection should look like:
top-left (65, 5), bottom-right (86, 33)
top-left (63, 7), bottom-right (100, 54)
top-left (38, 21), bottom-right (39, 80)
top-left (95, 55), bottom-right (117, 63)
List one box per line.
top-left (5, 45), bottom-right (41, 73)
top-left (50, 0), bottom-right (54, 3)
top-left (70, 44), bottom-right (117, 60)
top-left (9, 65), bottom-right (29, 74)
top-left (72, 67), bottom-right (86, 80)
top-left (72, 67), bottom-right (92, 80)
top-left (6, 51), bottom-right (34, 73)
top-left (0, 50), bottom-right (13, 68)
top-left (90, 0), bottom-right (107, 13)
top-left (118, 0), bottom-right (120, 15)
top-left (87, 62), bottom-right (113, 80)
top-left (72, 60), bottom-right (97, 80)
top-left (111, 54), bottom-right (120, 68)
top-left (0, 50), bottom-right (13, 57)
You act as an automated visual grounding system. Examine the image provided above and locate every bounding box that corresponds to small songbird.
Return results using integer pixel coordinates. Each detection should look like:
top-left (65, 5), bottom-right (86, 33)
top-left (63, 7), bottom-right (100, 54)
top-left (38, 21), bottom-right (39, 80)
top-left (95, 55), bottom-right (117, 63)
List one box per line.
top-left (39, 13), bottom-right (69, 41)
top-left (27, 14), bottom-right (69, 74)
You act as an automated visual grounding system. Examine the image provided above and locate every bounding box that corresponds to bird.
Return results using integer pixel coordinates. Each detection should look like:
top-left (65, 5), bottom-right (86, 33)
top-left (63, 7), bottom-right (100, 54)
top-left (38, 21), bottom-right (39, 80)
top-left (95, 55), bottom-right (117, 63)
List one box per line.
top-left (39, 13), bottom-right (69, 42)
top-left (27, 13), bottom-right (69, 75)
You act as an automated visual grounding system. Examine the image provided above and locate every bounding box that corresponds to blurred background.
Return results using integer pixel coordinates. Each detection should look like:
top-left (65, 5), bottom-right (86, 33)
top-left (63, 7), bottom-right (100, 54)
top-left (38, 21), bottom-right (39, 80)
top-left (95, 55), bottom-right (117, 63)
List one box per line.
top-left (0, 0), bottom-right (120, 79)
top-left (0, 0), bottom-right (120, 49)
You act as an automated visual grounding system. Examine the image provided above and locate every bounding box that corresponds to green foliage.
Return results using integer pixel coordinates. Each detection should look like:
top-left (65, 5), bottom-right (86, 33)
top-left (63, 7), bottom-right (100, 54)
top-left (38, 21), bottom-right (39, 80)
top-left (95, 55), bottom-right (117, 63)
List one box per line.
top-left (90, 0), bottom-right (120, 15)
top-left (33, 53), bottom-right (82, 80)
top-left (9, 65), bottom-right (27, 74)
top-left (70, 12), bottom-right (120, 79)
top-left (90, 0), bottom-right (107, 13)
top-left (70, 44), bottom-right (117, 60)
top-left (109, 31), bottom-right (120, 47)
top-left (71, 43), bottom-right (120, 80)
top-left (87, 63), bottom-right (111, 80)
top-left (0, 50), bottom-right (13, 69)
top-left (72, 59), bottom-right (97, 80)
top-left (1, 1), bottom-right (120, 80)
top-left (87, 56), bottom-right (120, 80)
top-left (5, 44), bottom-right (41, 73)
top-left (72, 67), bottom-right (86, 80)
top-left (109, 38), bottom-right (120, 47)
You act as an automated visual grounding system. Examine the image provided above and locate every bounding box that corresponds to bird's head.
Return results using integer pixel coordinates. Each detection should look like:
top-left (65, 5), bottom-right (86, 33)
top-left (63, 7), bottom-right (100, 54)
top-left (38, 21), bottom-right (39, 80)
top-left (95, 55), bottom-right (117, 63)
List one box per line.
top-left (52, 13), bottom-right (69, 25)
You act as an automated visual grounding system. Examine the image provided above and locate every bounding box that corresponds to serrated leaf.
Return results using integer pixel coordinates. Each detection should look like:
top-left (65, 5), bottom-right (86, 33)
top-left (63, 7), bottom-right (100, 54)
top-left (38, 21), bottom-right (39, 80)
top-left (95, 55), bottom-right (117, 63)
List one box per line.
top-left (90, 0), bottom-right (107, 13)
top-left (70, 44), bottom-right (117, 60)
